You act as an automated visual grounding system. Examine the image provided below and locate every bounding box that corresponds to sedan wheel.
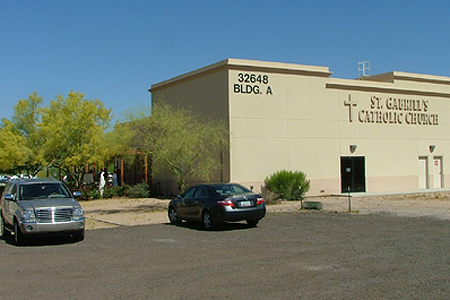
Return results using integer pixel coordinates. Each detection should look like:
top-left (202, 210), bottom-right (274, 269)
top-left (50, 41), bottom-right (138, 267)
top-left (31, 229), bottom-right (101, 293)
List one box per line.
top-left (168, 207), bottom-right (181, 224)
top-left (202, 211), bottom-right (214, 230)
top-left (246, 219), bottom-right (259, 227)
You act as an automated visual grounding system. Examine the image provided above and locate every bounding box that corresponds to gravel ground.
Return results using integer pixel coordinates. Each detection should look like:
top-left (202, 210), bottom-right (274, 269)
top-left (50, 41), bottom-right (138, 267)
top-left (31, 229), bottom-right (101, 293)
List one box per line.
top-left (2, 192), bottom-right (450, 299)
top-left (1, 210), bottom-right (450, 299)
top-left (80, 191), bottom-right (450, 229)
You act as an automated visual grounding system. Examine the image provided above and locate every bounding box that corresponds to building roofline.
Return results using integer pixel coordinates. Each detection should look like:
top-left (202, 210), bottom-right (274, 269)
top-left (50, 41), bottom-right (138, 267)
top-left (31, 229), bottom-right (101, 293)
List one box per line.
top-left (149, 58), bottom-right (333, 93)
top-left (363, 71), bottom-right (450, 85)
top-left (149, 59), bottom-right (450, 93)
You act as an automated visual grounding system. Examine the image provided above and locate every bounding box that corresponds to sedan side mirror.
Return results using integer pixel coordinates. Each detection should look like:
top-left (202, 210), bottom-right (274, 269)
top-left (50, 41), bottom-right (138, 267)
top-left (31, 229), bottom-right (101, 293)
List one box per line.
top-left (73, 191), bottom-right (82, 198)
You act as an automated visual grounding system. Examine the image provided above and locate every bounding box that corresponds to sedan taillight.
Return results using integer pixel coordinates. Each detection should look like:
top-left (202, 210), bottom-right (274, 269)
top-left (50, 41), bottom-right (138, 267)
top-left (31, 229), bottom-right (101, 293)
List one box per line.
top-left (256, 197), bottom-right (265, 205)
top-left (217, 199), bottom-right (235, 207)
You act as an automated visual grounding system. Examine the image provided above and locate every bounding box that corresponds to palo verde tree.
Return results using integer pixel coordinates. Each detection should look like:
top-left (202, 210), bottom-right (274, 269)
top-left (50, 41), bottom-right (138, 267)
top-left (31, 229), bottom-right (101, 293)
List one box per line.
top-left (0, 92), bottom-right (44, 175)
top-left (0, 119), bottom-right (32, 172)
top-left (40, 91), bottom-right (112, 187)
top-left (127, 102), bottom-right (228, 193)
top-left (102, 121), bottom-right (136, 161)
top-left (11, 92), bottom-right (45, 175)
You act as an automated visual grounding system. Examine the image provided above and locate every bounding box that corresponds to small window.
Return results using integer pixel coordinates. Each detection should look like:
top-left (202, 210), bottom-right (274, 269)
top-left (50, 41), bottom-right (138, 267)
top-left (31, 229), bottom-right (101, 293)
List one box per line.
top-left (10, 184), bottom-right (17, 199)
top-left (212, 184), bottom-right (251, 195)
top-left (183, 187), bottom-right (196, 198)
top-left (196, 187), bottom-right (208, 198)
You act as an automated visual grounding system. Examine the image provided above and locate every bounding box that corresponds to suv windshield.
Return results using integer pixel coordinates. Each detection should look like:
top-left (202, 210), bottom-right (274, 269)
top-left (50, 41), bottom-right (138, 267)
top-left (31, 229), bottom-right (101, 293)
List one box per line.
top-left (19, 183), bottom-right (71, 200)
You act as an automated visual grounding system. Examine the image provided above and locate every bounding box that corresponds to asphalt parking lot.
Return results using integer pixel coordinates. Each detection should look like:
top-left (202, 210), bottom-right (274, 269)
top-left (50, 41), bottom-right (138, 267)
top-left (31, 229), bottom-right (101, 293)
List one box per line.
top-left (1, 210), bottom-right (449, 299)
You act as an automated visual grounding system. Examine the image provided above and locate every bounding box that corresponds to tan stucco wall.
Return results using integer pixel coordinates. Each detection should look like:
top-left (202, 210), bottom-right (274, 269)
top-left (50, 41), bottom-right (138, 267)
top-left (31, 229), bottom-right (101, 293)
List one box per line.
top-left (151, 65), bottom-right (229, 121)
top-left (150, 64), bottom-right (230, 194)
top-left (150, 59), bottom-right (450, 196)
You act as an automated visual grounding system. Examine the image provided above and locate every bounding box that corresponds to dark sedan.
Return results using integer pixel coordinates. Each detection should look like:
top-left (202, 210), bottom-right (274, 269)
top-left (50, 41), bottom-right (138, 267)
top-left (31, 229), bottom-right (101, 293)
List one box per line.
top-left (168, 183), bottom-right (266, 230)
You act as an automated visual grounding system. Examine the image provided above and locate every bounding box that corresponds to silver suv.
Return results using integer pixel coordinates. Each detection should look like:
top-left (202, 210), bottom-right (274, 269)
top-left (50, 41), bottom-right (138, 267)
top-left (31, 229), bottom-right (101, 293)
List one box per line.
top-left (0, 179), bottom-right (85, 244)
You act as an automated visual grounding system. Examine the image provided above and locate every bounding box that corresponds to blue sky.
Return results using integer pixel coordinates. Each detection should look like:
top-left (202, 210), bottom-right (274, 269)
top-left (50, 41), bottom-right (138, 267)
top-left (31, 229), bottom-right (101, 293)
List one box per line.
top-left (1, 1), bottom-right (449, 122)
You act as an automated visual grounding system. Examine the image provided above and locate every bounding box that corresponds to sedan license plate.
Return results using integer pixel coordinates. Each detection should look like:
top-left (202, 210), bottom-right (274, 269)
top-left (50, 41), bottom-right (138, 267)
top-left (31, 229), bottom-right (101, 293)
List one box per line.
top-left (240, 200), bottom-right (252, 207)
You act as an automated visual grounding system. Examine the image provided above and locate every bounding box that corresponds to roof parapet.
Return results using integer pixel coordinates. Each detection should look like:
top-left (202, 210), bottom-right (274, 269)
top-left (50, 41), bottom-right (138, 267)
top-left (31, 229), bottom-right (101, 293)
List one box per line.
top-left (150, 58), bottom-right (333, 92)
top-left (361, 71), bottom-right (450, 85)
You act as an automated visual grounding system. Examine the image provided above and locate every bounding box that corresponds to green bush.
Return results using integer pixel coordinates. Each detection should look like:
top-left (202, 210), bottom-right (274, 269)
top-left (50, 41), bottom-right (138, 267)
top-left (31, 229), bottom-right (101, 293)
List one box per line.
top-left (102, 187), bottom-right (114, 199)
top-left (79, 185), bottom-right (102, 200)
top-left (264, 170), bottom-right (310, 200)
top-left (90, 189), bottom-right (102, 200)
top-left (79, 189), bottom-right (89, 200)
top-left (80, 188), bottom-right (101, 200)
top-left (103, 186), bottom-right (127, 198)
top-left (126, 182), bottom-right (150, 198)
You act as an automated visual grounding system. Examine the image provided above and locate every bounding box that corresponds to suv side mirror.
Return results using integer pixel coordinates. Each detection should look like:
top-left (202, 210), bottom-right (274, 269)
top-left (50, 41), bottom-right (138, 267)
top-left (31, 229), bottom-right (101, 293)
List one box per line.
top-left (4, 194), bottom-right (14, 201)
top-left (73, 191), bottom-right (82, 198)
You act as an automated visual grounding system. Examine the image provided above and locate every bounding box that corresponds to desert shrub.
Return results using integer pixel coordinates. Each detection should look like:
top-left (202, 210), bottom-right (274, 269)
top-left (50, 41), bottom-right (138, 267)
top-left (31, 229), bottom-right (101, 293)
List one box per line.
top-left (80, 188), bottom-right (101, 200)
top-left (102, 187), bottom-right (114, 199)
top-left (126, 182), bottom-right (150, 198)
top-left (260, 186), bottom-right (280, 205)
top-left (264, 170), bottom-right (310, 200)
top-left (103, 186), bottom-right (127, 198)
top-left (79, 184), bottom-right (102, 200)
top-left (80, 189), bottom-right (89, 200)
top-left (90, 189), bottom-right (102, 200)
top-left (114, 185), bottom-right (127, 197)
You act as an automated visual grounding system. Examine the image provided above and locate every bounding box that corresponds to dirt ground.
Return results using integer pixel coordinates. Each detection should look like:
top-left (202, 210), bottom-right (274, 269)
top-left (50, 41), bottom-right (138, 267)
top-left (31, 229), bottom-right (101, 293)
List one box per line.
top-left (80, 191), bottom-right (450, 230)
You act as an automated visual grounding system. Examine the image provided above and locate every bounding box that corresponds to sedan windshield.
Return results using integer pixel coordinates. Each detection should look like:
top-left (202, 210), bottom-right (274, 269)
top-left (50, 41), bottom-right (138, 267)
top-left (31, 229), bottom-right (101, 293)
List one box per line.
top-left (211, 184), bottom-right (252, 196)
top-left (20, 183), bottom-right (71, 200)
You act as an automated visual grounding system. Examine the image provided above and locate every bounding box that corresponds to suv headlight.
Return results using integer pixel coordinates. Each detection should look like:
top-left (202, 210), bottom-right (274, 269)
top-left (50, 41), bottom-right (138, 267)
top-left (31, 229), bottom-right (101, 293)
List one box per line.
top-left (22, 209), bottom-right (36, 222)
top-left (73, 206), bottom-right (84, 220)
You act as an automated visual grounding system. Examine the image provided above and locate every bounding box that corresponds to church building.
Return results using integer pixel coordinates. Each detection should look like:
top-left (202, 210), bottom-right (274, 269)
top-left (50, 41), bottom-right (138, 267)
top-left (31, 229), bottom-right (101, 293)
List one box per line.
top-left (149, 59), bottom-right (450, 196)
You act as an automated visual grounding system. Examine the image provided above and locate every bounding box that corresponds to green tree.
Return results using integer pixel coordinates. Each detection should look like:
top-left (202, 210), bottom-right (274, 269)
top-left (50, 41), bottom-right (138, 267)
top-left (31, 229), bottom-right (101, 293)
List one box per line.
top-left (103, 121), bottom-right (135, 161)
top-left (127, 102), bottom-right (228, 193)
top-left (11, 92), bottom-right (45, 175)
top-left (0, 119), bottom-right (32, 172)
top-left (0, 92), bottom-right (44, 175)
top-left (40, 91), bottom-right (112, 187)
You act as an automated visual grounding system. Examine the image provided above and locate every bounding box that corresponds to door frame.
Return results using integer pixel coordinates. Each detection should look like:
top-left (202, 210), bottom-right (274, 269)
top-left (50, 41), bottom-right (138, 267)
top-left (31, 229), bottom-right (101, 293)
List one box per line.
top-left (432, 156), bottom-right (443, 189)
top-left (340, 156), bottom-right (366, 193)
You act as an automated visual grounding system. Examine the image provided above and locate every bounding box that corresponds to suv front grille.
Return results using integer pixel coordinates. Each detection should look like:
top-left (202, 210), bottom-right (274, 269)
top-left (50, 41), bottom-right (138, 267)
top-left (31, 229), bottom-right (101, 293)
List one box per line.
top-left (35, 208), bottom-right (73, 223)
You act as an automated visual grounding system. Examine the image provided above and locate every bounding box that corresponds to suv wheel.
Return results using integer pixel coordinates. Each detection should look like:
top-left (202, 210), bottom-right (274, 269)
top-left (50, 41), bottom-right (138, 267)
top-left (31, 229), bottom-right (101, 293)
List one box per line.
top-left (73, 230), bottom-right (85, 242)
top-left (0, 213), bottom-right (10, 238)
top-left (14, 220), bottom-right (25, 245)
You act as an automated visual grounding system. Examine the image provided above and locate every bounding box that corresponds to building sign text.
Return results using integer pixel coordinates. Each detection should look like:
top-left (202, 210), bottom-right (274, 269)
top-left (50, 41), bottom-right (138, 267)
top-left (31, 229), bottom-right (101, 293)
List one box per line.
top-left (234, 73), bottom-right (273, 95)
top-left (345, 95), bottom-right (439, 126)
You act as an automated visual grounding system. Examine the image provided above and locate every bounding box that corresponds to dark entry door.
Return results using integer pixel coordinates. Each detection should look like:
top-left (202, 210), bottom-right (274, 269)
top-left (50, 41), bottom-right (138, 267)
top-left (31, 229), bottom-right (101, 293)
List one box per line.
top-left (341, 156), bottom-right (366, 193)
